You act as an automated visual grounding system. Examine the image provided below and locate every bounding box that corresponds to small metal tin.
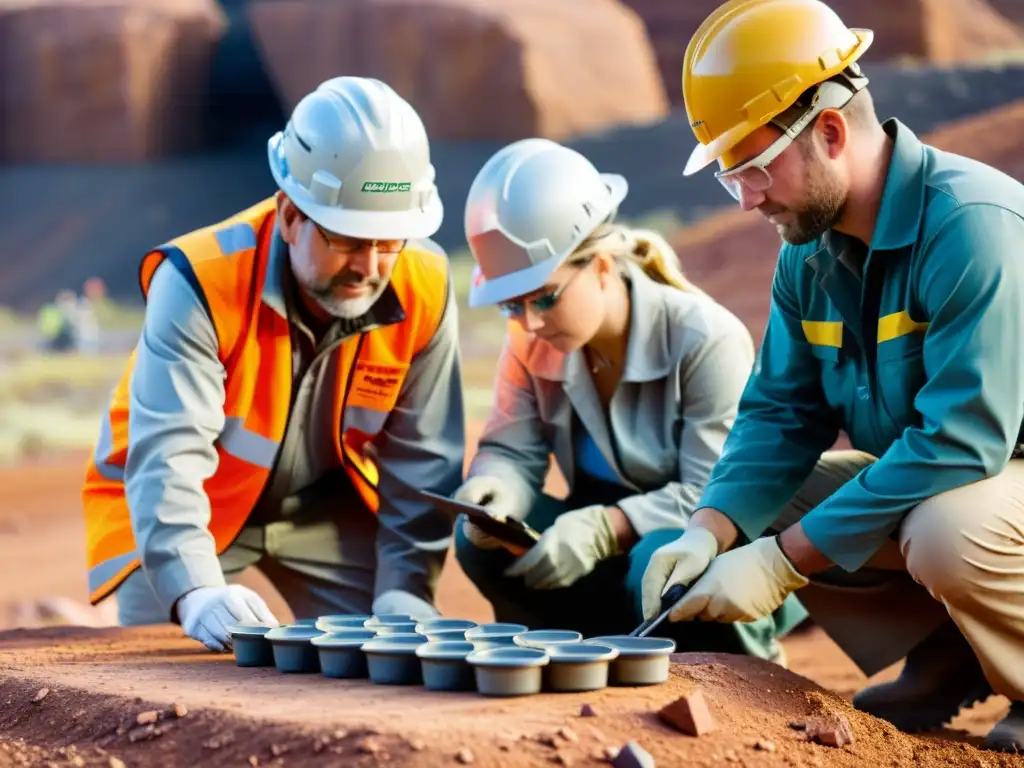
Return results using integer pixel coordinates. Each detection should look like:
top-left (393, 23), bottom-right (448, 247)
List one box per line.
top-left (363, 633), bottom-right (429, 685)
top-left (586, 636), bottom-right (676, 686)
top-left (365, 613), bottom-right (414, 627)
top-left (544, 643), bottom-right (620, 692)
top-left (513, 629), bottom-right (583, 650)
top-left (465, 622), bottom-right (529, 648)
top-left (416, 641), bottom-right (477, 692)
top-left (315, 614), bottom-right (374, 632)
top-left (310, 629), bottom-right (376, 679)
top-left (265, 625), bottom-right (324, 673)
top-left (467, 646), bottom-right (549, 697)
top-left (227, 623), bottom-right (275, 667)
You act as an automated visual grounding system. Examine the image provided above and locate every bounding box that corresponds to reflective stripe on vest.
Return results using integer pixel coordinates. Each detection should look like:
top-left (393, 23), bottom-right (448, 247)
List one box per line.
top-left (82, 197), bottom-right (448, 604)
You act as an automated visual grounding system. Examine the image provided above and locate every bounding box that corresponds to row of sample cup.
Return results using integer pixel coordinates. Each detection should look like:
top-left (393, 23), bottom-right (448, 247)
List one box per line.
top-left (228, 614), bottom-right (677, 697)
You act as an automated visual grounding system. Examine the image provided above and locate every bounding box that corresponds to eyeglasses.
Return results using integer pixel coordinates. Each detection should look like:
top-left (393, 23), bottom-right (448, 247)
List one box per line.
top-left (715, 80), bottom-right (858, 202)
top-left (312, 222), bottom-right (406, 255)
top-left (498, 263), bottom-right (588, 318)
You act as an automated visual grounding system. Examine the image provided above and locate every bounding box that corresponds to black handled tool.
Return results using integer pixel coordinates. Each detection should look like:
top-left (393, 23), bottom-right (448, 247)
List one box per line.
top-left (628, 583), bottom-right (688, 638)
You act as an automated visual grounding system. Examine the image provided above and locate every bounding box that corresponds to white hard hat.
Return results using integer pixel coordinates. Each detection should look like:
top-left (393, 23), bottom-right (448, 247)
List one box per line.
top-left (267, 76), bottom-right (443, 240)
top-left (464, 138), bottom-right (627, 308)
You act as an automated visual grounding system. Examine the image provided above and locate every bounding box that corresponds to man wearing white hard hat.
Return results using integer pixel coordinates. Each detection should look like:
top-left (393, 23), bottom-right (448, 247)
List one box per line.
top-left (451, 137), bottom-right (807, 653)
top-left (82, 77), bottom-right (465, 652)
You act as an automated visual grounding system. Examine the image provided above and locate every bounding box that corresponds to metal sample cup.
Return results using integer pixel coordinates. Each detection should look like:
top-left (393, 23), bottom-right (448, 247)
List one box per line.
top-left (467, 646), bottom-right (550, 697)
top-left (415, 618), bottom-right (478, 635)
top-left (266, 625), bottom-right (325, 673)
top-left (373, 621), bottom-right (421, 636)
top-left (416, 640), bottom-right (477, 692)
top-left (363, 633), bottom-right (429, 685)
top-left (227, 623), bottom-right (276, 667)
top-left (465, 622), bottom-right (529, 649)
top-left (311, 629), bottom-right (376, 679)
top-left (365, 614), bottom-right (414, 627)
top-left (586, 636), bottom-right (677, 686)
top-left (544, 643), bottom-right (620, 692)
top-left (513, 629), bottom-right (583, 650)
top-left (315, 614), bottom-right (374, 632)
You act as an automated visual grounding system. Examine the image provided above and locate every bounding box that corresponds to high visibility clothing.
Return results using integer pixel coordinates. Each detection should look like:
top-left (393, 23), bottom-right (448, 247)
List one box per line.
top-left (698, 120), bottom-right (1024, 572)
top-left (82, 197), bottom-right (449, 604)
top-left (681, 0), bottom-right (874, 175)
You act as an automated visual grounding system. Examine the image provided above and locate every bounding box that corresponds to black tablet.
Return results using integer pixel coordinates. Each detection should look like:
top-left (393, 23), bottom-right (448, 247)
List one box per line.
top-left (420, 490), bottom-right (541, 553)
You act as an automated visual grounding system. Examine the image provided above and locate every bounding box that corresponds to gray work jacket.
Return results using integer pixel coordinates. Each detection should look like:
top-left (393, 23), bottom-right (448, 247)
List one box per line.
top-left (467, 259), bottom-right (755, 537)
top-left (123, 230), bottom-right (465, 614)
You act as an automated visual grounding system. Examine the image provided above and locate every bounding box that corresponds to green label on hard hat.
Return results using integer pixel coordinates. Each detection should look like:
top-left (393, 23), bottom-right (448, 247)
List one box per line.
top-left (361, 181), bottom-right (411, 193)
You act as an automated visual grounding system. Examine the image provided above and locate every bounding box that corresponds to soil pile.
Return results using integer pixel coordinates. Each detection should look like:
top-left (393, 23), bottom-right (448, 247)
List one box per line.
top-left (0, 625), bottom-right (1020, 767)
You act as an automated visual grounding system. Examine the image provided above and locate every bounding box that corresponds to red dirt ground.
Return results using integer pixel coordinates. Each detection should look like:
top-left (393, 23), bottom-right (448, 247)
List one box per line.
top-left (1, 436), bottom-right (1019, 767)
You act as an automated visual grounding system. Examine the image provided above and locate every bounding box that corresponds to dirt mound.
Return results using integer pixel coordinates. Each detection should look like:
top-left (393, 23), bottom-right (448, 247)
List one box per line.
top-left (623, 0), bottom-right (1024, 102)
top-left (671, 97), bottom-right (1024, 345)
top-left (246, 0), bottom-right (668, 142)
top-left (0, 625), bottom-right (1019, 767)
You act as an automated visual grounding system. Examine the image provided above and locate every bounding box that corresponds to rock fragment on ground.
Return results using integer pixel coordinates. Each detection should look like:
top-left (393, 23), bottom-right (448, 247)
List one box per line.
top-left (455, 747), bottom-right (474, 764)
top-left (611, 740), bottom-right (655, 768)
top-left (803, 714), bottom-right (855, 748)
top-left (135, 710), bottom-right (158, 726)
top-left (657, 689), bottom-right (716, 736)
top-left (579, 703), bottom-right (598, 717)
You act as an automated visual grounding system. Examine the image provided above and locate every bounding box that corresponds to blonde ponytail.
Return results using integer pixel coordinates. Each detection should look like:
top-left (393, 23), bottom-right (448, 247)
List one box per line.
top-left (569, 223), bottom-right (704, 294)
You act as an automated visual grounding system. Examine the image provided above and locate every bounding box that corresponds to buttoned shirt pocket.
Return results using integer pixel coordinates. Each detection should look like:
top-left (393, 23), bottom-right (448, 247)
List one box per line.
top-left (876, 328), bottom-right (928, 432)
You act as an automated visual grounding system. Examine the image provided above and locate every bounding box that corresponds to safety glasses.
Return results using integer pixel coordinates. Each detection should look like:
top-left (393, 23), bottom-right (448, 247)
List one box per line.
top-left (498, 263), bottom-right (589, 319)
top-left (312, 221), bottom-right (406, 255)
top-left (715, 81), bottom-right (859, 202)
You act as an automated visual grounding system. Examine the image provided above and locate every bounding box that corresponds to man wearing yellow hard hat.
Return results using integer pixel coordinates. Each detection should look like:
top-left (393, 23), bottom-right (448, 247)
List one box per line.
top-left (639, 0), bottom-right (1024, 752)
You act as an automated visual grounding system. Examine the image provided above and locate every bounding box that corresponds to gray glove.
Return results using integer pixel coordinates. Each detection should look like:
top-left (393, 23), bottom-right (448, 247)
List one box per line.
top-left (453, 475), bottom-right (524, 550)
top-left (371, 589), bottom-right (439, 620)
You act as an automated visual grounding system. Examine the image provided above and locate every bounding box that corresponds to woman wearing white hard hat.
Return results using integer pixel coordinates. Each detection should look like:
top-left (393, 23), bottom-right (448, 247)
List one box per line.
top-left (454, 138), bottom-right (807, 654)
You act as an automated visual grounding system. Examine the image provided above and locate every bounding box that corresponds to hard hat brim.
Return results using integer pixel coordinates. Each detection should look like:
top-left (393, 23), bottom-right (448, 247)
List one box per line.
top-left (466, 173), bottom-right (628, 308)
top-left (267, 137), bottom-right (444, 240)
top-left (681, 27), bottom-right (874, 177)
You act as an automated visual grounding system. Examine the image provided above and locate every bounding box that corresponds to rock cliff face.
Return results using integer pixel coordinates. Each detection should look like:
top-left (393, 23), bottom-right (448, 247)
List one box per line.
top-left (0, 0), bottom-right (227, 163)
top-left (246, 0), bottom-right (669, 141)
top-left (621, 0), bottom-right (1024, 103)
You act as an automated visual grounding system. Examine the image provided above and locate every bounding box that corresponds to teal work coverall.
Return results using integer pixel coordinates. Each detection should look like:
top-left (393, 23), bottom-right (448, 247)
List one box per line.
top-left (682, 118), bottom-right (1024, 698)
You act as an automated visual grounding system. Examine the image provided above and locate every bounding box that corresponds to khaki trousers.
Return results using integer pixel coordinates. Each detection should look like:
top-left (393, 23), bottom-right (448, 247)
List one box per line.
top-left (775, 451), bottom-right (1024, 700)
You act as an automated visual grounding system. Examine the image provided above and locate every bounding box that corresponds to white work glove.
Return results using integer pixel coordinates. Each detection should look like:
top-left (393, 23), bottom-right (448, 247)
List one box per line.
top-left (666, 536), bottom-right (809, 623)
top-left (372, 589), bottom-right (439, 621)
top-left (503, 505), bottom-right (618, 590)
top-left (454, 475), bottom-right (523, 550)
top-left (176, 585), bottom-right (278, 653)
top-left (640, 527), bottom-right (720, 619)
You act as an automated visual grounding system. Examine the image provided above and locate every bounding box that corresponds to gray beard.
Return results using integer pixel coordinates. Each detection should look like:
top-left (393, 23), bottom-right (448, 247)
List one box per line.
top-left (312, 279), bottom-right (390, 319)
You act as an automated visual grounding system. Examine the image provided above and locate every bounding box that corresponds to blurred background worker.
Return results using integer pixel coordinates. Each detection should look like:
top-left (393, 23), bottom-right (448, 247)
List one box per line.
top-left (641, 0), bottom-right (1024, 752)
top-left (81, 77), bottom-right (465, 652)
top-left (452, 138), bottom-right (807, 655)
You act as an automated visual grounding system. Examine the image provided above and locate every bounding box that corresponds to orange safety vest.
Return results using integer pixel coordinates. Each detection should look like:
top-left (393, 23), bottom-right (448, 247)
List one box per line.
top-left (81, 197), bottom-right (449, 605)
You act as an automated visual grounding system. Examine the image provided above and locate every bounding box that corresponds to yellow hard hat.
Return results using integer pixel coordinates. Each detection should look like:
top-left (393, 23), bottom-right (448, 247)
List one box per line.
top-left (681, 0), bottom-right (873, 176)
